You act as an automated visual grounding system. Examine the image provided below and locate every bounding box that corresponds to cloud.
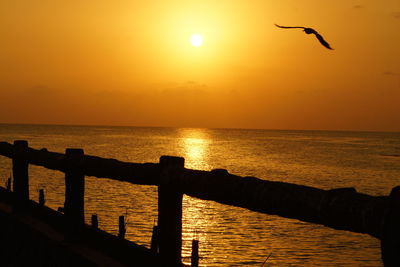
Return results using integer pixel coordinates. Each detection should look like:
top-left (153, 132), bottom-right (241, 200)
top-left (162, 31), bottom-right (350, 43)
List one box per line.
top-left (24, 85), bottom-right (55, 95)
top-left (383, 71), bottom-right (400, 76)
top-left (160, 81), bottom-right (208, 97)
top-left (352, 5), bottom-right (364, 9)
top-left (393, 12), bottom-right (400, 19)
top-left (382, 71), bottom-right (400, 91)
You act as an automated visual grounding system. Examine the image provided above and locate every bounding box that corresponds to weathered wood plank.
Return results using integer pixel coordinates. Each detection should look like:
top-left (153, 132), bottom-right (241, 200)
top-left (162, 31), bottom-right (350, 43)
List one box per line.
top-left (64, 148), bottom-right (85, 228)
top-left (178, 168), bottom-right (387, 239)
top-left (158, 156), bottom-right (184, 266)
top-left (0, 141), bottom-right (159, 185)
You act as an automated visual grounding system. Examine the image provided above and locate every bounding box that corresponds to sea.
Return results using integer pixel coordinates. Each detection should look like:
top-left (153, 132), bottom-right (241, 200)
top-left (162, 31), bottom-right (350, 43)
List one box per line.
top-left (0, 124), bottom-right (399, 266)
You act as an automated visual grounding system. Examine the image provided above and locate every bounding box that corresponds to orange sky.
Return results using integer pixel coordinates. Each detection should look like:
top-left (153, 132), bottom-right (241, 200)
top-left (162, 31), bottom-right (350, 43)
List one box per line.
top-left (1, 0), bottom-right (399, 131)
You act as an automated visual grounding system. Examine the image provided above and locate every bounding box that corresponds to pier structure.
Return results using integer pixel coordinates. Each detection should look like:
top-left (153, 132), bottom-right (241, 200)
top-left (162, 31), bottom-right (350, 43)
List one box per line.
top-left (0, 140), bottom-right (399, 266)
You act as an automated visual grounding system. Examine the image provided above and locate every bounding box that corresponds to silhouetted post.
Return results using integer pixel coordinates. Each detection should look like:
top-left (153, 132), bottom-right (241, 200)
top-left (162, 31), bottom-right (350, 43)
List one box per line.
top-left (158, 156), bottom-right (184, 266)
top-left (12, 140), bottom-right (29, 209)
top-left (6, 177), bottom-right (11, 191)
top-left (91, 214), bottom-right (98, 229)
top-left (150, 225), bottom-right (160, 253)
top-left (64, 148), bottom-right (85, 235)
top-left (118, 215), bottom-right (126, 238)
top-left (191, 239), bottom-right (199, 267)
top-left (39, 189), bottom-right (45, 206)
top-left (381, 186), bottom-right (400, 266)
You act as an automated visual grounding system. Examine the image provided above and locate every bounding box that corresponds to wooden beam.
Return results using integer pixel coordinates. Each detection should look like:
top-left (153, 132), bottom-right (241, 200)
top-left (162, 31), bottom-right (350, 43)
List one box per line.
top-left (0, 141), bottom-right (159, 185)
top-left (158, 156), bottom-right (184, 266)
top-left (0, 141), bottom-right (393, 241)
top-left (64, 148), bottom-right (85, 234)
top-left (178, 169), bottom-right (388, 239)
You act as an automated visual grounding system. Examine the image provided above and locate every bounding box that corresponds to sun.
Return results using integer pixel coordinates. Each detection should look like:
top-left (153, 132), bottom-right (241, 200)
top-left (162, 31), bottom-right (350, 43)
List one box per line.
top-left (190, 34), bottom-right (204, 47)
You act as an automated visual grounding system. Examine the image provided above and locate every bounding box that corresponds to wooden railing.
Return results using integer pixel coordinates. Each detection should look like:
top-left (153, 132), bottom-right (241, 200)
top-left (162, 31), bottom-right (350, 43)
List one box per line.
top-left (0, 140), bottom-right (399, 266)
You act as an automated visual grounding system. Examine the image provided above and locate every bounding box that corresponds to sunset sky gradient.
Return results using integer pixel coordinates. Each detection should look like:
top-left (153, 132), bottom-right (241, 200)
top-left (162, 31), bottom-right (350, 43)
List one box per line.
top-left (1, 0), bottom-right (399, 131)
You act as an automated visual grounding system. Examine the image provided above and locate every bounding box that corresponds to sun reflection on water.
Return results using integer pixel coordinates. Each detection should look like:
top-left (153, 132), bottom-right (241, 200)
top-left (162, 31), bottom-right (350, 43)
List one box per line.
top-left (177, 128), bottom-right (215, 264)
top-left (178, 128), bottom-right (211, 170)
top-left (182, 196), bottom-right (217, 264)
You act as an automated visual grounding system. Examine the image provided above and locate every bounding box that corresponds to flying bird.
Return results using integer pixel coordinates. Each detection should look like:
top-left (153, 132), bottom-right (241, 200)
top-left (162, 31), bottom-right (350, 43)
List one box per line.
top-left (275, 24), bottom-right (333, 50)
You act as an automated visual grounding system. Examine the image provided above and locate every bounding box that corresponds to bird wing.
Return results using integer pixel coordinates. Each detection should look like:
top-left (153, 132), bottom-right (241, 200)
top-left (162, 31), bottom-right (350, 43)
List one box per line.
top-left (314, 32), bottom-right (333, 49)
top-left (274, 24), bottom-right (305, 29)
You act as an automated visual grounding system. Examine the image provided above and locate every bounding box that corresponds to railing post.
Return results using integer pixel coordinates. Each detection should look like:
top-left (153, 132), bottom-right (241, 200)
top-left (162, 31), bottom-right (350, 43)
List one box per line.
top-left (118, 215), bottom-right (126, 238)
top-left (158, 156), bottom-right (184, 266)
top-left (12, 140), bottom-right (29, 209)
top-left (6, 177), bottom-right (11, 191)
top-left (191, 239), bottom-right (199, 267)
top-left (150, 225), bottom-right (160, 253)
top-left (39, 189), bottom-right (45, 206)
top-left (64, 148), bottom-right (85, 235)
top-left (91, 214), bottom-right (99, 229)
top-left (381, 186), bottom-right (400, 266)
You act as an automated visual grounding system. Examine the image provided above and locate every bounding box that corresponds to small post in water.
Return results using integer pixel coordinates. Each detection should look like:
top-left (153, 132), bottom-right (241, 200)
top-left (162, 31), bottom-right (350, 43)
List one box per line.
top-left (118, 215), bottom-right (126, 238)
top-left (150, 225), bottom-right (160, 253)
top-left (6, 177), bottom-right (11, 191)
top-left (39, 189), bottom-right (45, 206)
top-left (91, 214), bottom-right (99, 229)
top-left (191, 239), bottom-right (199, 267)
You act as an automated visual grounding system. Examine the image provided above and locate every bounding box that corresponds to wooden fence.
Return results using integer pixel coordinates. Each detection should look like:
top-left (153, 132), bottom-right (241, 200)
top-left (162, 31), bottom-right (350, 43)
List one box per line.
top-left (0, 140), bottom-right (399, 266)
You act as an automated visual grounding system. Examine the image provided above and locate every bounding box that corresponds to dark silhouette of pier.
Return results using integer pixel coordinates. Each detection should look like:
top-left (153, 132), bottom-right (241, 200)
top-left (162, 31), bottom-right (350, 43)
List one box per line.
top-left (0, 140), bottom-right (399, 266)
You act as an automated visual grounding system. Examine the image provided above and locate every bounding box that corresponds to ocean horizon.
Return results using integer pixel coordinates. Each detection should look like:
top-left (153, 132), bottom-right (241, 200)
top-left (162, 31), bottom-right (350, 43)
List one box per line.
top-left (1, 123), bottom-right (399, 266)
top-left (2, 122), bottom-right (399, 134)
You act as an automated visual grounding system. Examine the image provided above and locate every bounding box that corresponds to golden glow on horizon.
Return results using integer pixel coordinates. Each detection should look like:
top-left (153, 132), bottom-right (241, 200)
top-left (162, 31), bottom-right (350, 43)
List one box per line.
top-left (0, 1), bottom-right (399, 131)
top-left (190, 34), bottom-right (204, 47)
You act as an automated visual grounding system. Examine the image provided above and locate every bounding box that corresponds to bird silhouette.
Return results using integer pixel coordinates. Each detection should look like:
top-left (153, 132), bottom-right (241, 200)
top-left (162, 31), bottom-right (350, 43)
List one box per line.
top-left (275, 24), bottom-right (333, 50)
